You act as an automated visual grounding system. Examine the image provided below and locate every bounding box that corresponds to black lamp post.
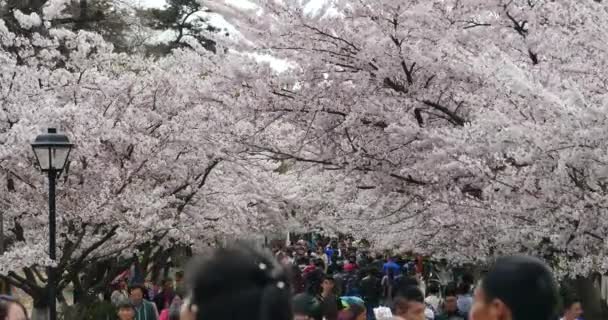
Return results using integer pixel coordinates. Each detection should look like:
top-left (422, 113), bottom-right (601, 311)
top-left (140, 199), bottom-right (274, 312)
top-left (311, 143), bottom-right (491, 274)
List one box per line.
top-left (31, 128), bottom-right (73, 320)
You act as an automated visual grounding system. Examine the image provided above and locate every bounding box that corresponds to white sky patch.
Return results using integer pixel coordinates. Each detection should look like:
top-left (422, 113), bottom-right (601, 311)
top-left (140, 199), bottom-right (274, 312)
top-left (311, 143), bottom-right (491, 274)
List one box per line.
top-left (133, 0), bottom-right (293, 72)
top-left (247, 53), bottom-right (293, 73)
top-left (225, 0), bottom-right (259, 10)
top-left (133, 0), bottom-right (167, 8)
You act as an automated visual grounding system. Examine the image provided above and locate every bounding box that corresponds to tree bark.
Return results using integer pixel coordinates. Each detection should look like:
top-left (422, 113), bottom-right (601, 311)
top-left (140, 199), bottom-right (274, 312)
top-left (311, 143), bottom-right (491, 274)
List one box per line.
top-left (31, 307), bottom-right (49, 320)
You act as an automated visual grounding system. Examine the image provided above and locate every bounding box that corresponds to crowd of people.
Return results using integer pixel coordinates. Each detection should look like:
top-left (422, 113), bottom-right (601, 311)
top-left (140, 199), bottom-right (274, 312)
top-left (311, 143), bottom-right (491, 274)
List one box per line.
top-left (0, 240), bottom-right (586, 320)
top-left (109, 274), bottom-right (185, 320)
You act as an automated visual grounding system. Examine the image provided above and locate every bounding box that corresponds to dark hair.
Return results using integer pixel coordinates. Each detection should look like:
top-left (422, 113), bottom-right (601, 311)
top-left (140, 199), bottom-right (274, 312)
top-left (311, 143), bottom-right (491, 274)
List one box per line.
top-left (396, 286), bottom-right (424, 303)
top-left (444, 286), bottom-right (457, 298)
top-left (116, 301), bottom-right (135, 311)
top-left (462, 273), bottom-right (474, 286)
top-left (128, 284), bottom-right (146, 295)
top-left (304, 269), bottom-right (325, 295)
top-left (337, 304), bottom-right (366, 320)
top-left (187, 242), bottom-right (292, 320)
top-left (0, 295), bottom-right (28, 320)
top-left (457, 282), bottom-right (471, 295)
top-left (393, 277), bottom-right (418, 298)
top-left (482, 255), bottom-right (558, 320)
top-left (562, 296), bottom-right (581, 311)
top-left (314, 258), bottom-right (325, 269)
top-left (427, 284), bottom-right (439, 295)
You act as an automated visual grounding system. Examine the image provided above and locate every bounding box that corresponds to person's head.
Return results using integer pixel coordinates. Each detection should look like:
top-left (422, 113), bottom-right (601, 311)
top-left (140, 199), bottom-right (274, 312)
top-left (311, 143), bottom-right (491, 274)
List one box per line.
top-left (0, 295), bottom-right (28, 320)
top-left (457, 282), bottom-right (471, 296)
top-left (317, 246), bottom-right (324, 254)
top-left (304, 269), bottom-right (325, 295)
top-left (337, 304), bottom-right (366, 320)
top-left (443, 288), bottom-right (458, 313)
top-left (470, 255), bottom-right (558, 320)
top-left (427, 284), bottom-right (439, 296)
top-left (162, 278), bottom-right (174, 292)
top-left (293, 293), bottom-right (323, 320)
top-left (462, 273), bottom-right (475, 286)
top-left (322, 276), bottom-right (335, 294)
top-left (128, 285), bottom-right (146, 305)
top-left (562, 297), bottom-right (583, 320)
top-left (314, 258), bottom-right (325, 270)
top-left (117, 302), bottom-right (136, 320)
top-left (118, 279), bottom-right (127, 290)
top-left (183, 242), bottom-right (292, 320)
top-left (393, 286), bottom-right (425, 320)
top-left (169, 297), bottom-right (183, 320)
top-left (176, 271), bottom-right (185, 283)
top-left (393, 277), bottom-right (419, 298)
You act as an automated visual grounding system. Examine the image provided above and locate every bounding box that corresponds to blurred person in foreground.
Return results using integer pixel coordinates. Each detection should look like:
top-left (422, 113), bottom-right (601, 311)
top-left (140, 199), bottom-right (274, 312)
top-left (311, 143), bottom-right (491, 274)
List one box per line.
top-left (393, 286), bottom-right (427, 320)
top-left (116, 302), bottom-right (136, 320)
top-left (179, 242), bottom-right (293, 320)
top-left (338, 297), bottom-right (367, 320)
top-left (0, 295), bottom-right (28, 320)
top-left (470, 255), bottom-right (558, 320)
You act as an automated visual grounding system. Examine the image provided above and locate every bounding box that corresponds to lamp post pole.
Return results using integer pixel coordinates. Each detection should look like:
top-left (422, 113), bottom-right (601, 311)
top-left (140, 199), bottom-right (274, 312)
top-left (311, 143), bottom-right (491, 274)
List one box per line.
top-left (48, 169), bottom-right (57, 320)
top-left (31, 128), bottom-right (73, 320)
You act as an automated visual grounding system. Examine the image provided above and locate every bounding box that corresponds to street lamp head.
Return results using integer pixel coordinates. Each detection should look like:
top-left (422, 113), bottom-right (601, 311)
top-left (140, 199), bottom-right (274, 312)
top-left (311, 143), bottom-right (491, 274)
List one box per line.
top-left (31, 128), bottom-right (73, 173)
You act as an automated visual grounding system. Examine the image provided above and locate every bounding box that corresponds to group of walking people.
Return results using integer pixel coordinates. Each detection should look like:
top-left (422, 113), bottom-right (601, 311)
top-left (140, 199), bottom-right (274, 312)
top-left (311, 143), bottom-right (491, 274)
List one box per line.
top-left (0, 241), bottom-right (585, 320)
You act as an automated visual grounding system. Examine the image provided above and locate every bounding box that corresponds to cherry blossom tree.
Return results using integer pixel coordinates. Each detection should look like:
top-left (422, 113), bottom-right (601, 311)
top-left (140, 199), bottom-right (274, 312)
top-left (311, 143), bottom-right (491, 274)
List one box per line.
top-left (220, 0), bottom-right (608, 280)
top-left (0, 4), bottom-right (299, 313)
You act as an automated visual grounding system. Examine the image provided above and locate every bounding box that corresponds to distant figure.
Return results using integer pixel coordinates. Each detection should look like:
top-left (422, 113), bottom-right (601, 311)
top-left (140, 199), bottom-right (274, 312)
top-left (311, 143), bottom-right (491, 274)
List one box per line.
top-left (111, 279), bottom-right (129, 306)
top-left (383, 257), bottom-right (401, 276)
top-left (456, 283), bottom-right (473, 315)
top-left (470, 255), bottom-right (558, 320)
top-left (321, 276), bottom-right (340, 320)
top-left (435, 288), bottom-right (465, 320)
top-left (424, 284), bottom-right (441, 314)
top-left (154, 278), bottom-right (176, 313)
top-left (130, 284), bottom-right (159, 320)
top-left (560, 297), bottom-right (583, 320)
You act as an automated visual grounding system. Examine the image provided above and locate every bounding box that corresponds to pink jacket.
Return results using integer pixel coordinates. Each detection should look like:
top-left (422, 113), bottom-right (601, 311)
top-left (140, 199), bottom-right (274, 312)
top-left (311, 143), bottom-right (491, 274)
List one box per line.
top-left (159, 309), bottom-right (169, 320)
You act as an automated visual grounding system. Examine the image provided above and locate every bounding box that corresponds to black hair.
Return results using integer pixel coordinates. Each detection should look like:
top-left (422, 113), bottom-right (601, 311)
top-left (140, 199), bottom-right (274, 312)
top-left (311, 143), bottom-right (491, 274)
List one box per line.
top-left (314, 258), bottom-right (325, 269)
top-left (462, 273), bottom-right (474, 286)
top-left (482, 255), bottom-right (558, 320)
top-left (128, 284), bottom-right (146, 295)
top-left (444, 286), bottom-right (457, 298)
top-left (187, 242), bottom-right (292, 320)
top-left (427, 284), bottom-right (440, 295)
top-left (116, 301), bottom-right (135, 311)
top-left (396, 285), bottom-right (424, 303)
top-left (393, 286), bottom-right (424, 314)
top-left (393, 277), bottom-right (418, 298)
top-left (304, 269), bottom-right (326, 295)
top-left (562, 296), bottom-right (581, 311)
top-left (457, 282), bottom-right (471, 295)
